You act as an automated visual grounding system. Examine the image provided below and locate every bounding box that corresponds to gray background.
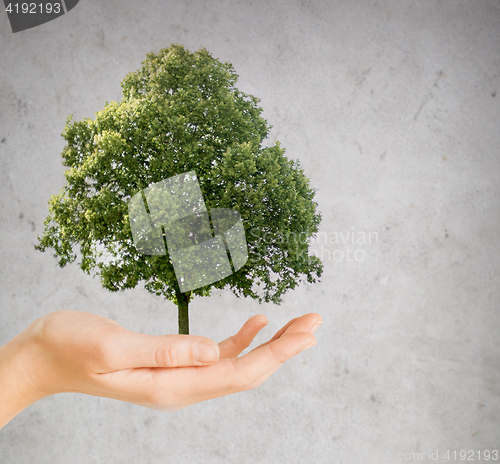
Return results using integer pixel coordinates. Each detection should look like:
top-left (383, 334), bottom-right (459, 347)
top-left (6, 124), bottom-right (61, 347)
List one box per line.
top-left (1, 1), bottom-right (499, 463)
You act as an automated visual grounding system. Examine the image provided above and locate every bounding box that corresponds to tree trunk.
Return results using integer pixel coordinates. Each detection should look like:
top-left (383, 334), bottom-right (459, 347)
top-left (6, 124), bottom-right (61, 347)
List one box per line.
top-left (176, 290), bottom-right (190, 334)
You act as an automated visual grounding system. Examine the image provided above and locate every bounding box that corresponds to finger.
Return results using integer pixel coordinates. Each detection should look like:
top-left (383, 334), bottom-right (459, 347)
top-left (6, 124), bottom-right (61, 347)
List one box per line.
top-left (218, 314), bottom-right (268, 359)
top-left (234, 331), bottom-right (316, 384)
top-left (251, 313), bottom-right (322, 352)
top-left (241, 314), bottom-right (322, 390)
top-left (171, 331), bottom-right (317, 406)
top-left (259, 317), bottom-right (298, 346)
top-left (94, 331), bottom-right (317, 410)
top-left (181, 331), bottom-right (316, 399)
top-left (101, 331), bottom-right (221, 370)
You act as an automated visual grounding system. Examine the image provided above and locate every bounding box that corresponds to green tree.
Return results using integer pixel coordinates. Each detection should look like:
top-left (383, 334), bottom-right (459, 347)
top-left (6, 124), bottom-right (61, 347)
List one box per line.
top-left (36, 44), bottom-right (323, 334)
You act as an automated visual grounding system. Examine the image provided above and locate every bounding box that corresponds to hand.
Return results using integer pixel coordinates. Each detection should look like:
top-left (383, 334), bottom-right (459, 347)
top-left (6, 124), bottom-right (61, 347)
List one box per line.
top-left (0, 310), bottom-right (322, 427)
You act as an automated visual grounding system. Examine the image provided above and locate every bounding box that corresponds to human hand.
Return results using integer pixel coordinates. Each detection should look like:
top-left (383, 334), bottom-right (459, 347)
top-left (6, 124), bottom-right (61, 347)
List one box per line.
top-left (0, 310), bottom-right (322, 426)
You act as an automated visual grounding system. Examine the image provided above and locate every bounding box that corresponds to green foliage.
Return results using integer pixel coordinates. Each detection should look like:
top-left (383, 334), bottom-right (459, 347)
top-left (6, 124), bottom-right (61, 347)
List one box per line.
top-left (36, 44), bottom-right (323, 307)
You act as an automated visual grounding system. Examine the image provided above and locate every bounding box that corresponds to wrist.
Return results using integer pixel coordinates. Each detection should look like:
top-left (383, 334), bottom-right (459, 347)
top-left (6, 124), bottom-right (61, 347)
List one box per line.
top-left (0, 327), bottom-right (52, 429)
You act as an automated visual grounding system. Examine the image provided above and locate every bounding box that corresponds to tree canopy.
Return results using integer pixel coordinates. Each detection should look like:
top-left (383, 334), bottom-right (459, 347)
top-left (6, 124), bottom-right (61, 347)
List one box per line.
top-left (36, 44), bottom-right (323, 327)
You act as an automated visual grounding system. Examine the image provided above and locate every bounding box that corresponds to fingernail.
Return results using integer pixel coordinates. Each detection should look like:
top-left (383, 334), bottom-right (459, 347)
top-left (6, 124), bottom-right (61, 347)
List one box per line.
top-left (302, 339), bottom-right (317, 350)
top-left (310, 320), bottom-right (323, 334)
top-left (194, 342), bottom-right (219, 363)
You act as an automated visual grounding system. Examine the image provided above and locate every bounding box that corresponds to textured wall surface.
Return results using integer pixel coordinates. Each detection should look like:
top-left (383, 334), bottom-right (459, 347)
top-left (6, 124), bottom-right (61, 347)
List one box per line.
top-left (1, 1), bottom-right (499, 463)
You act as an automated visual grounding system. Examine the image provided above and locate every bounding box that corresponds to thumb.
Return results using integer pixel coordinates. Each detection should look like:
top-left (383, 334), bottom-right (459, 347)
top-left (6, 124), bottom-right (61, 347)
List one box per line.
top-left (105, 331), bottom-right (221, 370)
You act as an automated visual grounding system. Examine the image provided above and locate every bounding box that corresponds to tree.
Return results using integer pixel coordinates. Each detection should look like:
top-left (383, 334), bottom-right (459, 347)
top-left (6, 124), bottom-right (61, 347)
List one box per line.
top-left (35, 44), bottom-right (323, 334)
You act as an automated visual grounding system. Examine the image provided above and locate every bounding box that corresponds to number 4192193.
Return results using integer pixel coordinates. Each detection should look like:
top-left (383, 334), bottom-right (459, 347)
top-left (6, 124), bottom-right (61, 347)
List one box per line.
top-left (5, 3), bottom-right (62, 14)
top-left (443, 450), bottom-right (498, 461)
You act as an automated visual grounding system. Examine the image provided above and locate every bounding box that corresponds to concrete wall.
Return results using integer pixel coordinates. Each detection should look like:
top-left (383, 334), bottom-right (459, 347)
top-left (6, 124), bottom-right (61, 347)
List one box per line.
top-left (1, 1), bottom-right (499, 462)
